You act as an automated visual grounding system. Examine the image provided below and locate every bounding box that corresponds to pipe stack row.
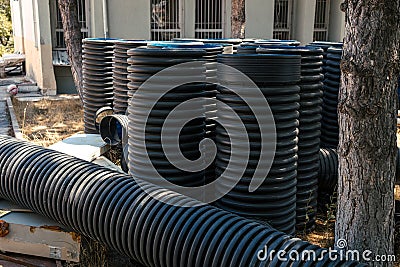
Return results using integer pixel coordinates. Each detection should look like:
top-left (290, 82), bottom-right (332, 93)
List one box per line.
top-left (320, 47), bottom-right (342, 149)
top-left (82, 38), bottom-right (115, 133)
top-left (257, 46), bottom-right (324, 231)
top-left (147, 42), bottom-right (226, 183)
top-left (127, 48), bottom-right (207, 187)
top-left (112, 40), bottom-right (148, 114)
top-left (216, 54), bottom-right (301, 235)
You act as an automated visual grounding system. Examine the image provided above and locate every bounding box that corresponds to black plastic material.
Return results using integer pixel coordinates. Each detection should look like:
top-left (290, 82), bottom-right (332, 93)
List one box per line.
top-left (215, 54), bottom-right (300, 235)
top-left (257, 46), bottom-right (324, 232)
top-left (127, 47), bottom-right (208, 187)
top-left (0, 136), bottom-right (366, 267)
top-left (320, 47), bottom-right (343, 148)
top-left (113, 40), bottom-right (148, 114)
top-left (83, 38), bottom-right (117, 133)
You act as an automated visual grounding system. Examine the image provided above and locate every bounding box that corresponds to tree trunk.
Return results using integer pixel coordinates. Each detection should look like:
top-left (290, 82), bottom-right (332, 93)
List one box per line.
top-left (335, 1), bottom-right (400, 265)
top-left (231, 0), bottom-right (245, 38)
top-left (58, 0), bottom-right (83, 102)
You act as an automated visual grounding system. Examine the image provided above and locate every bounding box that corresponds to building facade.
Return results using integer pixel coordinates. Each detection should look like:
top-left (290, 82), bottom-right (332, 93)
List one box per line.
top-left (10, 0), bottom-right (344, 95)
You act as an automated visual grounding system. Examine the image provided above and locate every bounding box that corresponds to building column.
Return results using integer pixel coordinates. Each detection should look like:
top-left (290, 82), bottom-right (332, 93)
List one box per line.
top-left (89, 0), bottom-right (105, 38)
top-left (328, 0), bottom-right (345, 42)
top-left (183, 0), bottom-right (195, 38)
top-left (293, 0), bottom-right (316, 44)
top-left (224, 0), bottom-right (232, 38)
top-left (36, 0), bottom-right (57, 95)
top-left (245, 0), bottom-right (274, 39)
top-left (10, 0), bottom-right (25, 53)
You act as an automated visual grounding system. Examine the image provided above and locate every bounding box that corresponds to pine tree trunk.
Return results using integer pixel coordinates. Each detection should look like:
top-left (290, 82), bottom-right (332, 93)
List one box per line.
top-left (231, 0), bottom-right (245, 38)
top-left (58, 0), bottom-right (83, 102)
top-left (335, 1), bottom-right (400, 265)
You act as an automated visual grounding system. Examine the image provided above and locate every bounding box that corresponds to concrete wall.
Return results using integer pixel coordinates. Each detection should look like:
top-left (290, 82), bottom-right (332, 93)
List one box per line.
top-left (107, 0), bottom-right (151, 39)
top-left (292, 0), bottom-right (316, 44)
top-left (245, 0), bottom-right (344, 43)
top-left (245, 0), bottom-right (274, 39)
top-left (224, 0), bottom-right (232, 38)
top-left (328, 0), bottom-right (345, 42)
top-left (10, 0), bottom-right (24, 53)
top-left (10, 0), bottom-right (57, 95)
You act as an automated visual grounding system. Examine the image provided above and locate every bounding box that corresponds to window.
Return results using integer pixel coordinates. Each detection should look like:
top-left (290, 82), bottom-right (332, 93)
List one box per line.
top-left (151, 0), bottom-right (182, 41)
top-left (52, 0), bottom-right (89, 49)
top-left (195, 0), bottom-right (225, 39)
top-left (313, 0), bottom-right (330, 41)
top-left (273, 0), bottom-right (293, 40)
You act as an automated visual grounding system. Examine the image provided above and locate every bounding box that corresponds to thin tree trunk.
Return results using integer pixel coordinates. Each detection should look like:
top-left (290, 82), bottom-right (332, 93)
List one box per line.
top-left (231, 0), bottom-right (245, 38)
top-left (58, 0), bottom-right (83, 102)
top-left (336, 1), bottom-right (400, 265)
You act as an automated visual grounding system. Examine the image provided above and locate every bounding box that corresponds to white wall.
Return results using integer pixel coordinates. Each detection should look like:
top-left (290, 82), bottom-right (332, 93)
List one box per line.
top-left (328, 0), bottom-right (345, 42)
top-left (107, 0), bottom-right (151, 39)
top-left (11, 0), bottom-right (57, 95)
top-left (245, 0), bottom-right (274, 39)
top-left (293, 0), bottom-right (316, 44)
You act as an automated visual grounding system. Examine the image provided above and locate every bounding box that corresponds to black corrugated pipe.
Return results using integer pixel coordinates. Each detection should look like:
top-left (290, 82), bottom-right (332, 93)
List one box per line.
top-left (82, 38), bottom-right (117, 133)
top-left (216, 54), bottom-right (301, 235)
top-left (145, 42), bottom-right (225, 183)
top-left (113, 40), bottom-right (148, 115)
top-left (320, 47), bottom-right (342, 149)
top-left (172, 38), bottom-right (241, 53)
top-left (257, 46), bottom-right (324, 232)
top-left (127, 48), bottom-right (207, 187)
top-left (307, 42), bottom-right (343, 75)
top-left (0, 136), bottom-right (366, 267)
top-left (237, 40), bottom-right (301, 54)
top-left (99, 114), bottom-right (129, 172)
top-left (318, 147), bottom-right (339, 211)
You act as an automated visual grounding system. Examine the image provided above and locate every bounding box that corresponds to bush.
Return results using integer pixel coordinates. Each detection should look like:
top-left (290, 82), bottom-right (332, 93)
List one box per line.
top-left (0, 0), bottom-right (13, 57)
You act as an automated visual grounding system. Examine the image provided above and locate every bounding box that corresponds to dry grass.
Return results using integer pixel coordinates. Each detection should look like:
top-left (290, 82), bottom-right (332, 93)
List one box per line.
top-left (297, 218), bottom-right (335, 248)
top-left (12, 98), bottom-right (84, 147)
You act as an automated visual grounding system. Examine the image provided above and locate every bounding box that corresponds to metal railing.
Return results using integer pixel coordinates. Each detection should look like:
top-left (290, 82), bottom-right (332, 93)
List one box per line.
top-left (313, 0), bottom-right (330, 41)
top-left (273, 0), bottom-right (293, 40)
top-left (195, 0), bottom-right (225, 39)
top-left (53, 0), bottom-right (89, 49)
top-left (151, 0), bottom-right (182, 41)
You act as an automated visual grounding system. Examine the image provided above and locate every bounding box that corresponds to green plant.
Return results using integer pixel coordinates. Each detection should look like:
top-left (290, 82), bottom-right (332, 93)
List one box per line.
top-left (0, 0), bottom-right (13, 56)
top-left (323, 190), bottom-right (338, 226)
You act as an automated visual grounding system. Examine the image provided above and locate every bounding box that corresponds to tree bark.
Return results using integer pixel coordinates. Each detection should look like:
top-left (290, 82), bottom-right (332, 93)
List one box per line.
top-left (58, 0), bottom-right (83, 102)
top-left (336, 1), bottom-right (400, 265)
top-left (231, 0), bottom-right (245, 38)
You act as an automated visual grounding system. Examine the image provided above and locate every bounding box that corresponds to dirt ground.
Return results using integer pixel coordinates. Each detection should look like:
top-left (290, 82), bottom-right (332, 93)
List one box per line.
top-left (9, 97), bottom-right (400, 266)
top-left (12, 97), bottom-right (84, 147)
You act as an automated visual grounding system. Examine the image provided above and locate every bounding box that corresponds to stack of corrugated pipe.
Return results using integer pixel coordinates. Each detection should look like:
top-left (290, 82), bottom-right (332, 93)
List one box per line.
top-left (319, 47), bottom-right (343, 149)
top-left (82, 38), bottom-right (116, 133)
top-left (127, 47), bottom-right (207, 188)
top-left (308, 41), bottom-right (343, 75)
top-left (216, 54), bottom-right (301, 235)
top-left (112, 40), bottom-right (148, 115)
top-left (257, 46), bottom-right (324, 232)
top-left (307, 42), bottom-right (343, 209)
top-left (173, 38), bottom-right (240, 53)
top-left (145, 42), bottom-right (226, 183)
top-left (0, 136), bottom-right (366, 267)
top-left (237, 39), bottom-right (300, 54)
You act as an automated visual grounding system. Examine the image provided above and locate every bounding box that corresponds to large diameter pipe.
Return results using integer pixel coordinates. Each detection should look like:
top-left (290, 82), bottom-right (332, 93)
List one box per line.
top-left (0, 136), bottom-right (365, 267)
